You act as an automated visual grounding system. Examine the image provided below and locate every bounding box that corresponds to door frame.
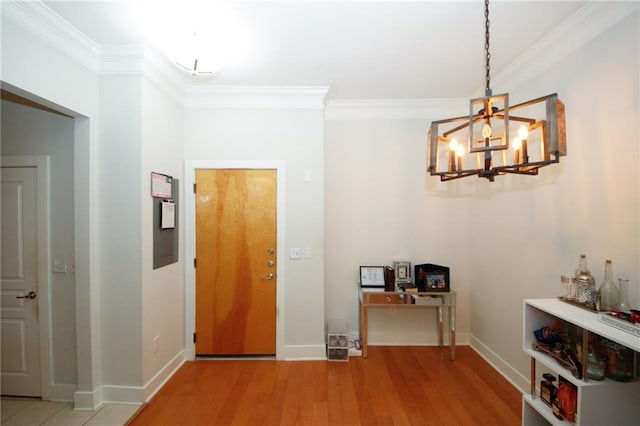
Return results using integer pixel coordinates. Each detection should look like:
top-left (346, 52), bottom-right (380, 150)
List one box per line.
top-left (184, 160), bottom-right (286, 360)
top-left (1, 155), bottom-right (52, 399)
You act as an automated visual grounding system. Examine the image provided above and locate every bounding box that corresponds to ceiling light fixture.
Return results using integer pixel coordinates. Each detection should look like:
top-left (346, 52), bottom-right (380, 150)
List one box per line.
top-left (427, 0), bottom-right (566, 182)
top-left (135, 0), bottom-right (249, 77)
top-left (162, 30), bottom-right (225, 76)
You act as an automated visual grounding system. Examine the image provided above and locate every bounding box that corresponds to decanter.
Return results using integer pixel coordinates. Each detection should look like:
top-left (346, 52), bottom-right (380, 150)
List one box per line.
top-left (574, 254), bottom-right (596, 308)
top-left (597, 260), bottom-right (618, 311)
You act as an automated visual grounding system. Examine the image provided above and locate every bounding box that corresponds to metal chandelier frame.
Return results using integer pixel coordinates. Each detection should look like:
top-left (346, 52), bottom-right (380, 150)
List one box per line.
top-left (427, 0), bottom-right (566, 182)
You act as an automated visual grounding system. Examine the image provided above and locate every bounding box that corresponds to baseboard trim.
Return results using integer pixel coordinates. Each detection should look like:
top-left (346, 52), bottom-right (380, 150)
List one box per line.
top-left (74, 388), bottom-right (104, 411)
top-left (143, 350), bottom-right (186, 402)
top-left (368, 332), bottom-right (470, 346)
top-left (48, 383), bottom-right (77, 402)
top-left (101, 385), bottom-right (144, 405)
top-left (73, 350), bottom-right (187, 409)
top-left (282, 344), bottom-right (327, 360)
top-left (469, 335), bottom-right (529, 394)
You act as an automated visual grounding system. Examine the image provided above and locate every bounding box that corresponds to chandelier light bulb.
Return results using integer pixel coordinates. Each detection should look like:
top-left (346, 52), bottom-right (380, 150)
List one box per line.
top-left (513, 137), bottom-right (522, 150)
top-left (450, 138), bottom-right (458, 152)
top-left (518, 125), bottom-right (529, 140)
top-left (482, 123), bottom-right (492, 139)
top-left (456, 145), bottom-right (465, 157)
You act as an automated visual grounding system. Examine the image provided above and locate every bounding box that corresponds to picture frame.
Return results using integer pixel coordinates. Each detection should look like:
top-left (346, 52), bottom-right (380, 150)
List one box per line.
top-left (414, 263), bottom-right (450, 292)
top-left (393, 261), bottom-right (411, 285)
top-left (360, 266), bottom-right (386, 288)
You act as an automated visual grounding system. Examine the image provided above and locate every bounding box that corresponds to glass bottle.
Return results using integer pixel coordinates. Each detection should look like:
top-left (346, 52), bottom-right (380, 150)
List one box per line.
top-left (540, 373), bottom-right (557, 406)
top-left (574, 254), bottom-right (596, 307)
top-left (586, 334), bottom-right (605, 380)
top-left (601, 338), bottom-right (633, 382)
top-left (597, 260), bottom-right (618, 311)
top-left (617, 278), bottom-right (631, 311)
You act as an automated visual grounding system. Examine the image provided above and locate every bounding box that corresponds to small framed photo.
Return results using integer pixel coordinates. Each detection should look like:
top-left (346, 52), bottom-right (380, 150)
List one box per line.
top-left (393, 261), bottom-right (411, 285)
top-left (360, 266), bottom-right (385, 288)
top-left (415, 263), bottom-right (450, 292)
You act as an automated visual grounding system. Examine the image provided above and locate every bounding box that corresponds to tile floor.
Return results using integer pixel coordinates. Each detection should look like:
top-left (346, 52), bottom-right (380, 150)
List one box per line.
top-left (1, 397), bottom-right (139, 426)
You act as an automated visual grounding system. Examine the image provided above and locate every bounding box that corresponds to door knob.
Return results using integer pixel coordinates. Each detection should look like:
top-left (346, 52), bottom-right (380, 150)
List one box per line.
top-left (267, 248), bottom-right (275, 255)
top-left (263, 273), bottom-right (275, 280)
top-left (16, 291), bottom-right (37, 300)
top-left (267, 260), bottom-right (274, 267)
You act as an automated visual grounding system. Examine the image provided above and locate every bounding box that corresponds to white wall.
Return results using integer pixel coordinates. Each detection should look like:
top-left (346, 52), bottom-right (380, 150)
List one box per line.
top-left (467, 12), bottom-right (639, 389)
top-left (325, 12), bottom-right (639, 392)
top-left (324, 118), bottom-right (472, 343)
top-left (140, 78), bottom-right (185, 394)
top-left (98, 75), bottom-right (143, 389)
top-left (2, 5), bottom-right (188, 405)
top-left (184, 106), bottom-right (326, 356)
top-left (1, 7), bottom-right (102, 404)
top-left (1, 101), bottom-right (77, 385)
top-left (4, 0), bottom-right (637, 409)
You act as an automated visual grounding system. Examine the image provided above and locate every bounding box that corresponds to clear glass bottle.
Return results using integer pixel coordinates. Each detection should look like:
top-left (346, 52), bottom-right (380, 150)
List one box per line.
top-left (574, 254), bottom-right (596, 307)
top-left (617, 278), bottom-right (631, 311)
top-left (597, 260), bottom-right (619, 311)
top-left (586, 334), bottom-right (605, 380)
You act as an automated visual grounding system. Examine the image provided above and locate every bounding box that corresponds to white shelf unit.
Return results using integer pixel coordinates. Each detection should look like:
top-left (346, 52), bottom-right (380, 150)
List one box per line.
top-left (523, 298), bottom-right (640, 425)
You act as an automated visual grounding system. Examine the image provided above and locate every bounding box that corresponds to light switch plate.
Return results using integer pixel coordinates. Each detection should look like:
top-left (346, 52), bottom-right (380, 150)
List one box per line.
top-left (289, 248), bottom-right (301, 259)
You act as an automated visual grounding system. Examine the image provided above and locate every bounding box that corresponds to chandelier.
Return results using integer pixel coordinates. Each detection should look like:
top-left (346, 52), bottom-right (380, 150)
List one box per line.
top-left (427, 0), bottom-right (566, 182)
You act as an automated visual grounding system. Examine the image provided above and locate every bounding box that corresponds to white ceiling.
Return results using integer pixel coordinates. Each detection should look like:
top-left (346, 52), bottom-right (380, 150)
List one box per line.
top-left (42, 1), bottom-right (589, 100)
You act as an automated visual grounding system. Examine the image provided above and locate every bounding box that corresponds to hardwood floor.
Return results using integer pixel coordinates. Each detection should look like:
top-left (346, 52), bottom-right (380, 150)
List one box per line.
top-left (127, 346), bottom-right (522, 425)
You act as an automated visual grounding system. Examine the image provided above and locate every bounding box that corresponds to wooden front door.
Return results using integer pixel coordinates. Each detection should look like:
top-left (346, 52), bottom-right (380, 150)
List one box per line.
top-left (195, 169), bottom-right (277, 355)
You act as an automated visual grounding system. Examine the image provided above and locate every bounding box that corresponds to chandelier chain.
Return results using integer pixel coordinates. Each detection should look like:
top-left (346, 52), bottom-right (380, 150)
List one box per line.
top-left (484, 0), bottom-right (491, 96)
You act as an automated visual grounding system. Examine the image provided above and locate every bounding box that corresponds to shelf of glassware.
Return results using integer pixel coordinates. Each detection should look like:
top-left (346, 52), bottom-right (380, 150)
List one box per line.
top-left (522, 298), bottom-right (640, 426)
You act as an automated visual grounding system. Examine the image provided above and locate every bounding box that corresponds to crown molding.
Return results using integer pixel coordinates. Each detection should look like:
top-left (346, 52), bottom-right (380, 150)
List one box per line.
top-left (4, 0), bottom-right (636, 115)
top-left (99, 45), bottom-right (146, 75)
top-left (100, 45), bottom-right (185, 105)
top-left (489, 1), bottom-right (639, 94)
top-left (183, 86), bottom-right (329, 109)
top-left (328, 2), bottom-right (639, 121)
top-left (324, 99), bottom-right (468, 121)
top-left (1, 0), bottom-right (99, 73)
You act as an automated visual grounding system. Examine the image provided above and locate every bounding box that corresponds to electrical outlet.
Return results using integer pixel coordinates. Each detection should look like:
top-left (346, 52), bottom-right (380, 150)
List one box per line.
top-left (153, 335), bottom-right (160, 353)
top-left (52, 260), bottom-right (67, 273)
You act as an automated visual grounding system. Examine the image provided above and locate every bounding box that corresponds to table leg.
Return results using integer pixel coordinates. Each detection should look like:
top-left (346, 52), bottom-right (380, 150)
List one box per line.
top-left (449, 297), bottom-right (456, 361)
top-left (360, 299), bottom-right (368, 359)
top-left (437, 306), bottom-right (444, 347)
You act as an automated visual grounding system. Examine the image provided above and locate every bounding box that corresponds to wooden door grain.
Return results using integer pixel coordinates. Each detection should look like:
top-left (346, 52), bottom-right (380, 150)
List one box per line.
top-left (195, 169), bottom-right (277, 355)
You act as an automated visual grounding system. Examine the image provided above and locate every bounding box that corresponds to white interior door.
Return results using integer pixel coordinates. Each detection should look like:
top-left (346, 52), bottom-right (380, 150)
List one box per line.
top-left (1, 166), bottom-right (41, 397)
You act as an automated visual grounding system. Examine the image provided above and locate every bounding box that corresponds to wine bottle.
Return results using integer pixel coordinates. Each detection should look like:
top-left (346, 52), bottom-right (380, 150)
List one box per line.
top-left (597, 260), bottom-right (618, 311)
